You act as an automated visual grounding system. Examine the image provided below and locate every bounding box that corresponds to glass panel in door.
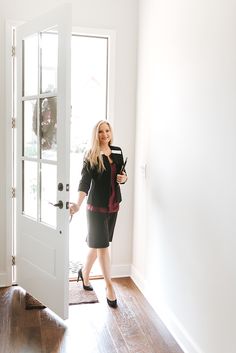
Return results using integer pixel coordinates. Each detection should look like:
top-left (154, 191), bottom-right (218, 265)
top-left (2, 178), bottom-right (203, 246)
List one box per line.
top-left (23, 33), bottom-right (38, 97)
top-left (22, 160), bottom-right (37, 219)
top-left (23, 99), bottom-right (37, 158)
top-left (21, 29), bottom-right (58, 225)
top-left (41, 163), bottom-right (57, 227)
top-left (41, 31), bottom-right (58, 94)
top-left (40, 96), bottom-right (57, 160)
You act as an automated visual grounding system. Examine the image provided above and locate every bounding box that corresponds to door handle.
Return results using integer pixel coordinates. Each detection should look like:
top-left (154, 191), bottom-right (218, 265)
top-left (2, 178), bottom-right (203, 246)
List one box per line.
top-left (52, 200), bottom-right (63, 209)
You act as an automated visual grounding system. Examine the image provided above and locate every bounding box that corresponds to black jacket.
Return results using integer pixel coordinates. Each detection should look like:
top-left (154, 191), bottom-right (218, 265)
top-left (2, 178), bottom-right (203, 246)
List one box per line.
top-left (78, 146), bottom-right (125, 208)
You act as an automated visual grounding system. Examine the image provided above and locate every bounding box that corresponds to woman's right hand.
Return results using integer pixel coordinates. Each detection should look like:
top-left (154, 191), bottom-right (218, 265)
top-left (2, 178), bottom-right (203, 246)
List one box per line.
top-left (69, 202), bottom-right (80, 215)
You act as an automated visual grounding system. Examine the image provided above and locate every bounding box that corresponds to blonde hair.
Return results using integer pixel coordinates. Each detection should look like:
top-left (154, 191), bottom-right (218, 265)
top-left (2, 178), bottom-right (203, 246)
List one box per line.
top-left (86, 120), bottom-right (113, 172)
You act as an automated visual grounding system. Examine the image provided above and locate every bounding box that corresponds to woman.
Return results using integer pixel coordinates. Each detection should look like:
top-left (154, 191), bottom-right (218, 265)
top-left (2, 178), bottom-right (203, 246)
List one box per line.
top-left (70, 120), bottom-right (127, 308)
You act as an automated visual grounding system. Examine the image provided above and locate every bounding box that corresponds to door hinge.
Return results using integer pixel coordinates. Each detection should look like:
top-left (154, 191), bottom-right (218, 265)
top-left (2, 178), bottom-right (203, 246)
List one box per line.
top-left (12, 45), bottom-right (16, 57)
top-left (12, 117), bottom-right (16, 128)
top-left (12, 187), bottom-right (16, 198)
top-left (12, 255), bottom-right (16, 266)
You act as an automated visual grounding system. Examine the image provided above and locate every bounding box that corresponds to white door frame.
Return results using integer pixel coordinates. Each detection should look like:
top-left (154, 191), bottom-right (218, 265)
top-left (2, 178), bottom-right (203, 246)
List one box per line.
top-left (4, 22), bottom-right (116, 289)
top-left (4, 20), bottom-right (20, 286)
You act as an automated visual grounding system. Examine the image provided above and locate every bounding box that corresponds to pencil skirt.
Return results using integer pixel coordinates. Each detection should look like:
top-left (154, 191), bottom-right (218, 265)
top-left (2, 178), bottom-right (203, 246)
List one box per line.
top-left (86, 210), bottom-right (118, 248)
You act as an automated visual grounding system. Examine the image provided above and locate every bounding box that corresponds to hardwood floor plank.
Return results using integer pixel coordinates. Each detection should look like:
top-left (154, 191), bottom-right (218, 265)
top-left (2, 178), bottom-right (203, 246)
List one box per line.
top-left (113, 278), bottom-right (183, 353)
top-left (10, 326), bottom-right (43, 353)
top-left (0, 278), bottom-right (184, 353)
top-left (40, 326), bottom-right (66, 353)
top-left (111, 283), bottom-right (157, 353)
top-left (105, 313), bottom-right (130, 353)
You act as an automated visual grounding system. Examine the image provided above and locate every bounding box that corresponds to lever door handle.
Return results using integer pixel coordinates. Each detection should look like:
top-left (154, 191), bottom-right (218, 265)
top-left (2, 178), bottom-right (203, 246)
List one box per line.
top-left (52, 200), bottom-right (63, 209)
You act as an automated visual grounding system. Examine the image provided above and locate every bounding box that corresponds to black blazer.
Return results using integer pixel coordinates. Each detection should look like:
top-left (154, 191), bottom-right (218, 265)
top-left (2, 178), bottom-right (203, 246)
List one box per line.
top-left (78, 146), bottom-right (126, 208)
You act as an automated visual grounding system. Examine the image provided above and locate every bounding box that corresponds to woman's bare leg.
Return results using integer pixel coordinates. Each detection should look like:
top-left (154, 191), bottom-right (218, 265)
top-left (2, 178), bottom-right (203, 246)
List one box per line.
top-left (82, 248), bottom-right (97, 285)
top-left (97, 247), bottom-right (116, 300)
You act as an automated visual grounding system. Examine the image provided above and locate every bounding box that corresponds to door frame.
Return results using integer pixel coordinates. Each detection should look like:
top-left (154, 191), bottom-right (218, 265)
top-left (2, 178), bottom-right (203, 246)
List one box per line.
top-left (4, 20), bottom-right (19, 286)
top-left (4, 22), bottom-right (116, 287)
top-left (69, 27), bottom-right (116, 278)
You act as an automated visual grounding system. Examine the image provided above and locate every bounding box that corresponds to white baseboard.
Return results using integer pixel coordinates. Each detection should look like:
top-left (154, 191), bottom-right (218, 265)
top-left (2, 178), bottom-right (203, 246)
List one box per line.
top-left (131, 265), bottom-right (204, 353)
top-left (111, 264), bottom-right (131, 278)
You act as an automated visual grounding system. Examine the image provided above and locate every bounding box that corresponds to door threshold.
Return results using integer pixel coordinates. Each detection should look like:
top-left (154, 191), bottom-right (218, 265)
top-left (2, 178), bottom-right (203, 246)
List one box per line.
top-left (69, 275), bottom-right (103, 282)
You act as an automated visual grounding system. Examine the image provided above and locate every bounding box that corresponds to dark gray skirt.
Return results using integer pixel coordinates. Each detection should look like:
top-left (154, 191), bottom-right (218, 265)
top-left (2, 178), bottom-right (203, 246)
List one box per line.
top-left (86, 210), bottom-right (118, 248)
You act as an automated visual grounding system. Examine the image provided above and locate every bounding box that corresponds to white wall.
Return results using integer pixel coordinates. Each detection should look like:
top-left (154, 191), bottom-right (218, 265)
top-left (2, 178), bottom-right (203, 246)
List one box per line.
top-left (133, 1), bottom-right (236, 353)
top-left (0, 0), bottom-right (137, 279)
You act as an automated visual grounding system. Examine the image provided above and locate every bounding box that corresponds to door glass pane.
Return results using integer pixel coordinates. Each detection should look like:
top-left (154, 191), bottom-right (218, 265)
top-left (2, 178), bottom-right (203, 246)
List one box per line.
top-left (40, 97), bottom-right (57, 160)
top-left (41, 163), bottom-right (56, 228)
top-left (41, 30), bottom-right (58, 94)
top-left (23, 34), bottom-right (38, 96)
top-left (23, 100), bottom-right (37, 158)
top-left (71, 35), bottom-right (108, 150)
top-left (23, 160), bottom-right (37, 219)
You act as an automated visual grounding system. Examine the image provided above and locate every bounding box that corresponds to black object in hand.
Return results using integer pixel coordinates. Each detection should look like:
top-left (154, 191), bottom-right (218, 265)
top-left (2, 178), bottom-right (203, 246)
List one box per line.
top-left (120, 157), bottom-right (128, 173)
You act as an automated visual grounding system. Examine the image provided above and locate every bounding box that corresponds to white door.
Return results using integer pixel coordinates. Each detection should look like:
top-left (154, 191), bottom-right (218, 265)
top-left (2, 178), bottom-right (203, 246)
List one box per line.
top-left (16, 4), bottom-right (71, 319)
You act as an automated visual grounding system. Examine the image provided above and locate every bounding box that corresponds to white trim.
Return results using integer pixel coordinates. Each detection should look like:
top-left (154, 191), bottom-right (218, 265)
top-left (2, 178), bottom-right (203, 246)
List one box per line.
top-left (111, 264), bottom-right (131, 278)
top-left (4, 20), bottom-right (18, 287)
top-left (5, 20), bottom-right (24, 288)
top-left (106, 30), bottom-right (116, 127)
top-left (72, 26), bottom-right (116, 127)
top-left (130, 264), bottom-right (146, 291)
top-left (131, 265), bottom-right (204, 353)
top-left (111, 150), bottom-right (122, 154)
top-left (72, 27), bottom-right (114, 37)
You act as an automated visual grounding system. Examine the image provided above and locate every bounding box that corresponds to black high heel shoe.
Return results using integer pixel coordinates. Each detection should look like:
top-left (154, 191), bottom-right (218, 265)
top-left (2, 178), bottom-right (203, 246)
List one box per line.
top-left (106, 287), bottom-right (117, 308)
top-left (107, 297), bottom-right (118, 308)
top-left (77, 268), bottom-right (93, 291)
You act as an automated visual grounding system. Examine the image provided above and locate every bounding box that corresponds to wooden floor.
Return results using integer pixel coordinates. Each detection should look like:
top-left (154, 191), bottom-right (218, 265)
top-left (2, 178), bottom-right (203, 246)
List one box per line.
top-left (0, 277), bottom-right (184, 353)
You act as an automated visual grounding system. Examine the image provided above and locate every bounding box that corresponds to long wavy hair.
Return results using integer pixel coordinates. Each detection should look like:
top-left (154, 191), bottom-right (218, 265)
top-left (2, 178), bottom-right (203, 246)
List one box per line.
top-left (86, 120), bottom-right (113, 172)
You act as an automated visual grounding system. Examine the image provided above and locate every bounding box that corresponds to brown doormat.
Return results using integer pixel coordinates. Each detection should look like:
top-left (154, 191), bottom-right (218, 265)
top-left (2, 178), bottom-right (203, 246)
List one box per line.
top-left (25, 281), bottom-right (99, 309)
top-left (69, 281), bottom-right (99, 305)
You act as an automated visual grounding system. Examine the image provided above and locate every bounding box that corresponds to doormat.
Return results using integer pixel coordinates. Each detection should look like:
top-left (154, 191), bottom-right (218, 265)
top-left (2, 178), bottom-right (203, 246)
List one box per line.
top-left (69, 281), bottom-right (99, 305)
top-left (25, 281), bottom-right (99, 309)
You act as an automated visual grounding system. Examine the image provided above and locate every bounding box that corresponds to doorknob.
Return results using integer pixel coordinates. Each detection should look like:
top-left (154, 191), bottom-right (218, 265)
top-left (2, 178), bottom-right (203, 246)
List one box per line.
top-left (52, 200), bottom-right (63, 209)
top-left (58, 182), bottom-right (63, 191)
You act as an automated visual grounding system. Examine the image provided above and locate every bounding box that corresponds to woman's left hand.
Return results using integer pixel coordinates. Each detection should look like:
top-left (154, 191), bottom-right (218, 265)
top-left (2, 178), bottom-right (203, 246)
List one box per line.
top-left (117, 171), bottom-right (128, 184)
